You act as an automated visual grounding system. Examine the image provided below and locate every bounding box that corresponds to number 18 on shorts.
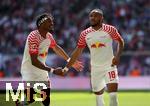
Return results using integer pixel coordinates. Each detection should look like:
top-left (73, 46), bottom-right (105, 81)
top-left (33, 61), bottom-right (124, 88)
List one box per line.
top-left (91, 66), bottom-right (119, 92)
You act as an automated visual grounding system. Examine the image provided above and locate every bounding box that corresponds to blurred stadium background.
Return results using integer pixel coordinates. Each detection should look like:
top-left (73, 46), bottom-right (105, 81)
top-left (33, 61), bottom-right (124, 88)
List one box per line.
top-left (0, 0), bottom-right (150, 106)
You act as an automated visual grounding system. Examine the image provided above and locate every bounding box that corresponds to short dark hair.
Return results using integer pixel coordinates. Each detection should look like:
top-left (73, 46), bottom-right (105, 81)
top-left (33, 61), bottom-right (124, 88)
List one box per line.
top-left (36, 13), bottom-right (52, 28)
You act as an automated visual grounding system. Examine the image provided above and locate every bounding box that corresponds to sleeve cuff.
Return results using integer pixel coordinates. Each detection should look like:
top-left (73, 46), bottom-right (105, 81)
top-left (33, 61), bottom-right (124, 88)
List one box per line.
top-left (49, 43), bottom-right (56, 48)
top-left (77, 45), bottom-right (86, 48)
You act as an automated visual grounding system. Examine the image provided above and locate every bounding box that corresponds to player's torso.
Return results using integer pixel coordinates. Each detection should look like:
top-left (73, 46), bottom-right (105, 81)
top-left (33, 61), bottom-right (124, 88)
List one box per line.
top-left (85, 29), bottom-right (114, 66)
top-left (25, 34), bottom-right (50, 63)
top-left (21, 31), bottom-right (51, 72)
top-left (37, 38), bottom-right (50, 63)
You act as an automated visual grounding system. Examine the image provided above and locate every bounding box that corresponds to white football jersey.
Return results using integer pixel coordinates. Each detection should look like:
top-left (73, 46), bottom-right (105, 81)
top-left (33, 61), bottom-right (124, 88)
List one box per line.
top-left (21, 30), bottom-right (56, 81)
top-left (77, 24), bottom-right (122, 67)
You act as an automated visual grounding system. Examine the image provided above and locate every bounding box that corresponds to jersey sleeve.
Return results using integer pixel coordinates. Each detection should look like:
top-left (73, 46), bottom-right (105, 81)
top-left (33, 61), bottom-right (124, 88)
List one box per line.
top-left (49, 34), bottom-right (56, 48)
top-left (77, 32), bottom-right (86, 48)
top-left (28, 34), bottom-right (39, 54)
top-left (109, 26), bottom-right (122, 41)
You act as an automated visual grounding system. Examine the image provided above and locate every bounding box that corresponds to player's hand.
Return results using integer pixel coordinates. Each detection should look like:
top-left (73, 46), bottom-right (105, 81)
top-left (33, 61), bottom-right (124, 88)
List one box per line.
top-left (111, 56), bottom-right (120, 67)
top-left (53, 67), bottom-right (65, 76)
top-left (72, 60), bottom-right (83, 72)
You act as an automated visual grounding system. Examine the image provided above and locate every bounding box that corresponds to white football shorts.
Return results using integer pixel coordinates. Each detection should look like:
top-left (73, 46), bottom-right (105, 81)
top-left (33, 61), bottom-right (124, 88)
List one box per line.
top-left (90, 65), bottom-right (119, 92)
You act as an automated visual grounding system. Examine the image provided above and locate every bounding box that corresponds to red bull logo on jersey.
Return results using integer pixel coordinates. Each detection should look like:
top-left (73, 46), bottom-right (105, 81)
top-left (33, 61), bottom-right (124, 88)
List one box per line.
top-left (91, 42), bottom-right (106, 48)
top-left (39, 52), bottom-right (48, 57)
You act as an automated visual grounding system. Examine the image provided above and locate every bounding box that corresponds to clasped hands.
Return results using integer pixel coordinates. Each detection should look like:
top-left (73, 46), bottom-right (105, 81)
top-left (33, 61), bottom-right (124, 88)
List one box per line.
top-left (51, 60), bottom-right (83, 76)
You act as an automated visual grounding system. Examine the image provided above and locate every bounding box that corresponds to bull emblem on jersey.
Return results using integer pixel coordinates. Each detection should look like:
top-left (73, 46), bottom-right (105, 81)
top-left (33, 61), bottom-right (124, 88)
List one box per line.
top-left (91, 42), bottom-right (106, 48)
top-left (39, 52), bottom-right (48, 57)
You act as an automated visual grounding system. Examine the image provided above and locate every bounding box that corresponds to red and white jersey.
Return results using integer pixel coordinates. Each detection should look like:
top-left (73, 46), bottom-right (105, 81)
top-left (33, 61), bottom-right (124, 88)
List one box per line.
top-left (77, 24), bottom-right (122, 67)
top-left (21, 30), bottom-right (56, 81)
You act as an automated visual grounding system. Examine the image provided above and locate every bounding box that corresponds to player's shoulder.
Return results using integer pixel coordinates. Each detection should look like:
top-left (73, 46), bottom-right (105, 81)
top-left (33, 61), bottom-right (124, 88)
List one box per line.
top-left (80, 27), bottom-right (94, 36)
top-left (28, 30), bottom-right (39, 40)
top-left (102, 23), bottom-right (117, 30)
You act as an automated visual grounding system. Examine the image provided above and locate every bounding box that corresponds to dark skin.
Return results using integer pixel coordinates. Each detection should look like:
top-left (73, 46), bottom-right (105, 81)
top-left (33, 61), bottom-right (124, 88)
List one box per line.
top-left (21, 15), bottom-right (83, 106)
top-left (31, 16), bottom-right (83, 76)
top-left (65, 10), bottom-right (124, 94)
top-left (31, 16), bottom-right (65, 76)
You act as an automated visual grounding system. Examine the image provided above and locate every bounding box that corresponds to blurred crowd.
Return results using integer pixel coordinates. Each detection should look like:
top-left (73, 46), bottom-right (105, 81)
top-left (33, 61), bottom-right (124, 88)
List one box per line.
top-left (0, 0), bottom-right (150, 77)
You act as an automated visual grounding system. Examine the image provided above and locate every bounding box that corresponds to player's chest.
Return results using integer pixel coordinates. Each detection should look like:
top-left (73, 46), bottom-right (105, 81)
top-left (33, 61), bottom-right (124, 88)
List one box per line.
top-left (38, 39), bottom-right (50, 52)
top-left (86, 31), bottom-right (111, 44)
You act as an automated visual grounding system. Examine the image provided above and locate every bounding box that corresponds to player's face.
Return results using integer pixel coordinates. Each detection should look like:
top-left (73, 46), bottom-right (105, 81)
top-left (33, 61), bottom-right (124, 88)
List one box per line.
top-left (42, 17), bottom-right (54, 32)
top-left (89, 11), bottom-right (103, 27)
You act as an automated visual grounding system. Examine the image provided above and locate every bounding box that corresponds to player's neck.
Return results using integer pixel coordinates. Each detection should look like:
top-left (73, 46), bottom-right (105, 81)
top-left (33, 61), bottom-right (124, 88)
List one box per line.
top-left (92, 24), bottom-right (102, 31)
top-left (38, 29), bottom-right (47, 38)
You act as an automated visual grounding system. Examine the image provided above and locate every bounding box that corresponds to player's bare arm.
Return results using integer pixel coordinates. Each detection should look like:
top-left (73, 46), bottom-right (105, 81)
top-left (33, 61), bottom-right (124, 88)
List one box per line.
top-left (111, 37), bottom-right (124, 66)
top-left (52, 44), bottom-right (69, 60)
top-left (30, 53), bottom-right (52, 71)
top-left (52, 45), bottom-right (83, 71)
top-left (30, 53), bottom-right (64, 76)
top-left (63, 47), bottom-right (84, 72)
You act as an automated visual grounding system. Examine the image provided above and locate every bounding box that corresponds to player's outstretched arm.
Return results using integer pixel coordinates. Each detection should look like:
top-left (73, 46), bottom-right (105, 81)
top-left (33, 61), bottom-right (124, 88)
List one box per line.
top-left (52, 44), bottom-right (83, 71)
top-left (52, 44), bottom-right (69, 60)
top-left (63, 47), bottom-right (84, 72)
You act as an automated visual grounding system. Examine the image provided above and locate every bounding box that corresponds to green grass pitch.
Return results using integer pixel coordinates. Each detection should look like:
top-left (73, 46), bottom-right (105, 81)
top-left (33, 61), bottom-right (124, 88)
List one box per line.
top-left (0, 91), bottom-right (150, 106)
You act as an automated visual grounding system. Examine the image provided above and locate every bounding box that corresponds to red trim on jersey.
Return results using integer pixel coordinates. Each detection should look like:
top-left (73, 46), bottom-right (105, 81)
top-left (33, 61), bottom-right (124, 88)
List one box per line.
top-left (29, 50), bottom-right (38, 54)
top-left (102, 24), bottom-right (122, 41)
top-left (39, 52), bottom-right (48, 57)
top-left (48, 33), bottom-right (56, 48)
top-left (28, 31), bottom-right (40, 54)
top-left (77, 27), bottom-right (94, 48)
